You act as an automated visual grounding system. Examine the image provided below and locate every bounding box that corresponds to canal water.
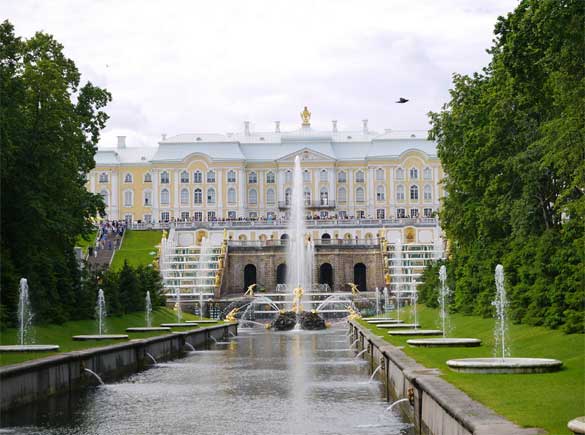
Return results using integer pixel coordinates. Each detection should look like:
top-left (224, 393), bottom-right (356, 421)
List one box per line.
top-left (2, 327), bottom-right (413, 434)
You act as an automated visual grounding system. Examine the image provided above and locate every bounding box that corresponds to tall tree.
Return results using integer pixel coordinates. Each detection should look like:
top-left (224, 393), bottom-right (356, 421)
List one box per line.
top-left (0, 21), bottom-right (111, 325)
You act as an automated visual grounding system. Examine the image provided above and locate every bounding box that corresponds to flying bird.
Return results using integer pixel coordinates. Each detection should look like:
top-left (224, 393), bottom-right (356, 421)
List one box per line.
top-left (395, 97), bottom-right (409, 104)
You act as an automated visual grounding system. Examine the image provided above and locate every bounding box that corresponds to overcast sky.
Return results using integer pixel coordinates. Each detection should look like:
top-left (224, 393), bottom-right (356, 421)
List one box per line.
top-left (5, 0), bottom-right (518, 148)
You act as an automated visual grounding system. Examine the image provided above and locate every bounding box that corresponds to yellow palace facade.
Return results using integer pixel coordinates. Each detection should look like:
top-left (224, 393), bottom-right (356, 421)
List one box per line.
top-left (88, 114), bottom-right (443, 224)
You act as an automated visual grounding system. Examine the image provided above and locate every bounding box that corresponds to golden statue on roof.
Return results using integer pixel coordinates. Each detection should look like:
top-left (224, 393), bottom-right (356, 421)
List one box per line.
top-left (300, 106), bottom-right (311, 126)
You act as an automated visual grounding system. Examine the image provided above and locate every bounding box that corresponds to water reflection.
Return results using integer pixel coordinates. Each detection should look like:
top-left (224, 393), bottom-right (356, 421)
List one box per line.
top-left (2, 327), bottom-right (412, 435)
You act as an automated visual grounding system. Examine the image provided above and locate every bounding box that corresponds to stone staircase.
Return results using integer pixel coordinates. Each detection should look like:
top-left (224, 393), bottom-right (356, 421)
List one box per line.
top-left (87, 230), bottom-right (121, 270)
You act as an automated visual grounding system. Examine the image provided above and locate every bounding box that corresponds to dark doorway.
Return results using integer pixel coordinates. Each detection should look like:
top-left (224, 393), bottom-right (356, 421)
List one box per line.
top-left (319, 263), bottom-right (334, 290)
top-left (244, 264), bottom-right (257, 290)
top-left (353, 263), bottom-right (367, 292)
top-left (321, 233), bottom-right (331, 244)
top-left (276, 263), bottom-right (287, 285)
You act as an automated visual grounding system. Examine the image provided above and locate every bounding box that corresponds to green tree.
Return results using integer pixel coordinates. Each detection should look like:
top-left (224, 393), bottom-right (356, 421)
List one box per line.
top-left (118, 261), bottom-right (141, 313)
top-left (0, 21), bottom-right (111, 325)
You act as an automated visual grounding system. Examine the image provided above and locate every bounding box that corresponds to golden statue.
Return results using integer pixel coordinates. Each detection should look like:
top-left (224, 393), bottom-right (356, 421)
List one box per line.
top-left (346, 305), bottom-right (362, 321)
top-left (225, 307), bottom-right (239, 322)
top-left (162, 229), bottom-right (168, 240)
top-left (214, 273), bottom-right (221, 287)
top-left (347, 282), bottom-right (360, 295)
top-left (244, 283), bottom-right (256, 297)
top-left (223, 228), bottom-right (228, 241)
top-left (385, 272), bottom-right (392, 286)
top-left (300, 106), bottom-right (311, 126)
top-left (292, 286), bottom-right (304, 313)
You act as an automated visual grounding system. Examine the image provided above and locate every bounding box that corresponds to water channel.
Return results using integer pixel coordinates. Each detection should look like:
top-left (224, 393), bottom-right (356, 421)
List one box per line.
top-left (2, 327), bottom-right (413, 435)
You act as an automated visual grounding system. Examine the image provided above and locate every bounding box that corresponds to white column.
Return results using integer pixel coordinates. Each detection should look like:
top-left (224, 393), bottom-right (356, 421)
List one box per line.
top-left (348, 169), bottom-right (354, 215)
top-left (111, 171), bottom-right (119, 220)
top-left (389, 167), bottom-right (395, 217)
top-left (217, 168), bottom-right (223, 217)
top-left (368, 166), bottom-right (375, 217)
top-left (313, 169), bottom-right (318, 207)
top-left (277, 169), bottom-right (284, 201)
top-left (259, 170), bottom-right (264, 212)
top-left (329, 167), bottom-right (335, 202)
top-left (239, 168), bottom-right (246, 217)
top-left (152, 169), bottom-right (159, 222)
top-left (173, 170), bottom-right (179, 218)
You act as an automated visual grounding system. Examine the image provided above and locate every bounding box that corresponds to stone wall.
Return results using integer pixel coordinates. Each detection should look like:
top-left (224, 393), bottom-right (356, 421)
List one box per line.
top-left (221, 245), bottom-right (384, 295)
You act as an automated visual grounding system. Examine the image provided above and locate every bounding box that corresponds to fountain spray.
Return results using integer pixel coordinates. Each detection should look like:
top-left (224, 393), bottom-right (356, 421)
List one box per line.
top-left (96, 289), bottom-right (107, 336)
top-left (493, 264), bottom-right (509, 360)
top-left (18, 278), bottom-right (33, 346)
top-left (145, 291), bottom-right (152, 328)
top-left (438, 265), bottom-right (451, 338)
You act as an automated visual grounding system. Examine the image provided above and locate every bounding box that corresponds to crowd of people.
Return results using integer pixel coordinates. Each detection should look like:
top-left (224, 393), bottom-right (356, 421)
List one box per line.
top-left (88, 220), bottom-right (127, 257)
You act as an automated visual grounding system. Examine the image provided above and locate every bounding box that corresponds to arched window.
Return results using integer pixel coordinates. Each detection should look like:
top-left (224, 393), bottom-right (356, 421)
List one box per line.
top-left (320, 187), bottom-right (328, 205)
top-left (303, 170), bottom-right (311, 182)
top-left (337, 171), bottom-right (346, 183)
top-left (180, 188), bottom-right (189, 205)
top-left (207, 188), bottom-right (216, 204)
top-left (227, 170), bottom-right (236, 183)
top-left (244, 264), bottom-right (257, 289)
top-left (285, 170), bottom-right (292, 183)
top-left (410, 185), bottom-right (419, 200)
top-left (285, 188), bottom-right (292, 205)
top-left (248, 189), bottom-right (257, 205)
top-left (376, 168), bottom-right (384, 181)
top-left (100, 189), bottom-right (109, 206)
top-left (144, 172), bottom-right (152, 183)
top-left (266, 188), bottom-right (275, 205)
top-left (193, 170), bottom-right (202, 184)
top-left (123, 190), bottom-right (133, 207)
top-left (160, 188), bottom-right (170, 205)
top-left (303, 187), bottom-right (311, 205)
top-left (180, 171), bottom-right (189, 183)
top-left (356, 187), bottom-right (365, 202)
top-left (396, 185), bottom-right (405, 201)
top-left (276, 263), bottom-right (287, 285)
top-left (320, 169), bottom-right (328, 182)
top-left (207, 170), bottom-right (215, 183)
top-left (424, 167), bottom-right (432, 180)
top-left (395, 168), bottom-right (404, 180)
top-left (424, 184), bottom-right (432, 201)
top-left (410, 167), bottom-right (419, 179)
top-left (194, 188), bottom-right (202, 204)
top-left (319, 263), bottom-right (334, 290)
top-left (248, 172), bottom-right (257, 184)
top-left (143, 190), bottom-right (152, 206)
top-left (227, 187), bottom-right (236, 204)
top-left (355, 170), bottom-right (365, 183)
top-left (160, 171), bottom-right (169, 184)
top-left (353, 263), bottom-right (367, 291)
top-left (338, 187), bottom-right (347, 203)
top-left (99, 172), bottom-right (108, 183)
top-left (124, 173), bottom-right (133, 183)
top-left (266, 171), bottom-right (275, 184)
top-left (376, 185), bottom-right (385, 201)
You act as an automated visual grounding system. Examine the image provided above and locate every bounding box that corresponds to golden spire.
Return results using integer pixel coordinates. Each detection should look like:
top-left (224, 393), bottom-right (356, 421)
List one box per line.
top-left (300, 106), bottom-right (311, 126)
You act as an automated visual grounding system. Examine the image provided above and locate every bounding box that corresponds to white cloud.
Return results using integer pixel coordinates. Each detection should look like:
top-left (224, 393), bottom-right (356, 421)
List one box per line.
top-left (4, 0), bottom-right (519, 147)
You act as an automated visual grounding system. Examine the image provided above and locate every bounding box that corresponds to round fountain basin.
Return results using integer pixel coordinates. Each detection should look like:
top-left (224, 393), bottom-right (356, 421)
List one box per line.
top-left (568, 416), bottom-right (585, 434)
top-left (160, 323), bottom-right (198, 328)
top-left (446, 357), bottom-right (563, 374)
top-left (377, 323), bottom-right (420, 329)
top-left (0, 344), bottom-right (60, 352)
top-left (72, 335), bottom-right (128, 341)
top-left (389, 329), bottom-right (443, 336)
top-left (185, 320), bottom-right (217, 324)
top-left (365, 319), bottom-right (404, 324)
top-left (126, 327), bottom-right (171, 332)
top-left (407, 338), bottom-right (481, 347)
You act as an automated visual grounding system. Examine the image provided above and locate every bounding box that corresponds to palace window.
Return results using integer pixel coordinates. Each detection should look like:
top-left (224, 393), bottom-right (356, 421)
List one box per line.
top-left (395, 168), bottom-right (404, 180)
top-left (337, 171), bottom-right (347, 183)
top-left (207, 170), bottom-right (215, 183)
top-left (180, 188), bottom-right (189, 205)
top-left (227, 211), bottom-right (236, 220)
top-left (208, 211), bottom-right (216, 221)
top-left (161, 212), bottom-right (170, 222)
top-left (376, 185), bottom-right (385, 201)
top-left (160, 188), bottom-right (170, 205)
top-left (144, 190), bottom-right (152, 206)
top-left (160, 171), bottom-right (170, 184)
top-left (227, 170), bottom-right (236, 183)
top-left (248, 172), bottom-right (257, 184)
top-left (355, 170), bottom-right (365, 183)
top-left (144, 173), bottom-right (152, 183)
top-left (207, 188), bottom-right (216, 204)
top-left (124, 173), bottom-right (133, 183)
top-left (193, 170), bottom-right (202, 184)
top-left (338, 187), bottom-right (347, 203)
top-left (194, 212), bottom-right (202, 221)
top-left (285, 188), bottom-right (292, 205)
top-left (320, 169), bottom-right (328, 182)
top-left (180, 171), bottom-right (189, 183)
top-left (249, 212), bottom-right (257, 220)
top-left (227, 187), bottom-right (236, 204)
top-left (338, 210), bottom-right (348, 219)
top-left (266, 172), bottom-right (275, 184)
top-left (355, 187), bottom-right (365, 203)
top-left (99, 173), bottom-right (108, 183)
top-left (397, 208), bottom-right (406, 218)
top-left (303, 170), bottom-right (311, 182)
top-left (194, 188), bottom-right (202, 204)
top-left (423, 208), bottom-right (433, 218)
top-left (320, 187), bottom-right (328, 205)
top-left (396, 185), bottom-right (405, 201)
top-left (143, 214), bottom-right (152, 223)
top-left (424, 167), bottom-right (432, 180)
top-left (100, 189), bottom-right (109, 206)
top-left (424, 184), bottom-right (432, 201)
top-left (410, 167), bottom-right (419, 179)
top-left (248, 189), bottom-right (257, 205)
top-left (303, 187), bottom-right (311, 205)
top-left (356, 210), bottom-right (365, 219)
top-left (267, 188), bottom-right (276, 205)
top-left (410, 185), bottom-right (419, 200)
top-left (411, 208), bottom-right (419, 218)
top-left (377, 209), bottom-right (385, 219)
top-left (376, 168), bottom-right (384, 181)
top-left (180, 212), bottom-right (190, 221)
top-left (123, 190), bottom-right (133, 207)
top-left (285, 170), bottom-right (292, 183)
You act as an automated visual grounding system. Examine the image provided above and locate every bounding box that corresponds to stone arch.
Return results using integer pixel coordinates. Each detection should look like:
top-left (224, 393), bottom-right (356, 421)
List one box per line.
top-left (319, 263), bottom-right (334, 290)
top-left (244, 264), bottom-right (257, 290)
top-left (353, 263), bottom-right (367, 292)
top-left (238, 234), bottom-right (247, 241)
top-left (280, 233), bottom-right (289, 240)
top-left (258, 234), bottom-right (267, 241)
top-left (276, 263), bottom-right (287, 285)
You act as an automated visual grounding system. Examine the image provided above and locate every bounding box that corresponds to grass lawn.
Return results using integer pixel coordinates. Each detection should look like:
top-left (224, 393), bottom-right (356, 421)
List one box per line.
top-left (110, 230), bottom-right (162, 270)
top-left (0, 308), bottom-right (221, 367)
top-left (360, 305), bottom-right (584, 435)
top-left (75, 231), bottom-right (98, 255)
